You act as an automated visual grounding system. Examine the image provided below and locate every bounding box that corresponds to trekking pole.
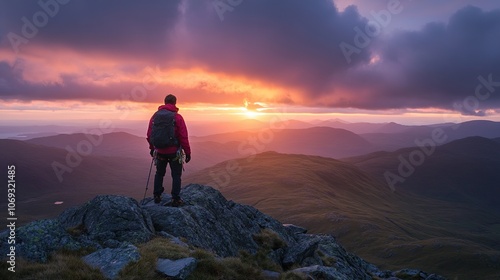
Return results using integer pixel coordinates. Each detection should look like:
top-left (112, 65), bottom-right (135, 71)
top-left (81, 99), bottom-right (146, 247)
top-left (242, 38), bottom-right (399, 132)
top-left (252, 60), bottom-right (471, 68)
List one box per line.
top-left (142, 156), bottom-right (155, 205)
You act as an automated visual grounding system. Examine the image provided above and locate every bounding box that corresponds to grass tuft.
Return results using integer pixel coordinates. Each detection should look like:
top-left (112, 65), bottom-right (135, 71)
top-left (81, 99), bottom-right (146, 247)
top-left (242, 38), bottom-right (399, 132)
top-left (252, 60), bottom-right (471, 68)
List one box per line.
top-left (66, 224), bottom-right (87, 237)
top-left (188, 256), bottom-right (265, 280)
top-left (118, 237), bottom-right (191, 280)
top-left (279, 271), bottom-right (309, 280)
top-left (7, 233), bottom-right (292, 280)
top-left (8, 249), bottom-right (106, 280)
top-left (253, 228), bottom-right (287, 251)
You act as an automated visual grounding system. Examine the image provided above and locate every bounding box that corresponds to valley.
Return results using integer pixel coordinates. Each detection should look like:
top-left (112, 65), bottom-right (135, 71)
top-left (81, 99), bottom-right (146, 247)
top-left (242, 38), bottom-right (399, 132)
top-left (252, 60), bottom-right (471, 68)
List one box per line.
top-left (1, 120), bottom-right (500, 279)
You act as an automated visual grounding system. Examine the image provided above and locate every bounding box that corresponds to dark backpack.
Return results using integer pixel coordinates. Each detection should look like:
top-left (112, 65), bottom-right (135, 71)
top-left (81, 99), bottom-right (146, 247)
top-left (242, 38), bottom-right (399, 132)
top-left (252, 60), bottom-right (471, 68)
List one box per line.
top-left (151, 110), bottom-right (179, 148)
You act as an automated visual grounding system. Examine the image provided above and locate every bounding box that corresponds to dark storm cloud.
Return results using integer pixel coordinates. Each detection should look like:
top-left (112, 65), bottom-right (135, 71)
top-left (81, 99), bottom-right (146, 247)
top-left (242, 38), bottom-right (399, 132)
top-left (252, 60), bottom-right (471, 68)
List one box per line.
top-left (0, 0), bottom-right (182, 58)
top-left (0, 0), bottom-right (372, 103)
top-left (340, 5), bottom-right (500, 112)
top-left (170, 0), bottom-right (371, 94)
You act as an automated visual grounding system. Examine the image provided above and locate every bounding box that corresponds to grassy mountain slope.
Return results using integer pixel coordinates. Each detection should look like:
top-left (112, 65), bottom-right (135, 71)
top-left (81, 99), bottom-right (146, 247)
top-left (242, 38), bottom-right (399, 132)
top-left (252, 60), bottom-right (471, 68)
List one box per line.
top-left (344, 136), bottom-right (500, 211)
top-left (185, 152), bottom-right (500, 279)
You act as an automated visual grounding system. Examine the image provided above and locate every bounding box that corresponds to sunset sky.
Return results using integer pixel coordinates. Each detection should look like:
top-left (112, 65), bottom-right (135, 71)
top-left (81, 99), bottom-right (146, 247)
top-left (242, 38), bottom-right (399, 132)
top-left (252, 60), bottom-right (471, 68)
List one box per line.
top-left (1, 0), bottom-right (500, 125)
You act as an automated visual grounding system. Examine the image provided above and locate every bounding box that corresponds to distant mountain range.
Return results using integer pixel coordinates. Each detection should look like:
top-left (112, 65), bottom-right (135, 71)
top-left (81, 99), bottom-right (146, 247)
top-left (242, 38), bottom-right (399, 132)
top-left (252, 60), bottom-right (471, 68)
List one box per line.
top-left (2, 120), bottom-right (500, 279)
top-left (27, 132), bottom-right (148, 158)
top-left (361, 120), bottom-right (500, 150)
top-left (24, 132), bottom-right (243, 175)
top-left (0, 139), bottom-right (152, 223)
top-left (193, 126), bottom-right (374, 158)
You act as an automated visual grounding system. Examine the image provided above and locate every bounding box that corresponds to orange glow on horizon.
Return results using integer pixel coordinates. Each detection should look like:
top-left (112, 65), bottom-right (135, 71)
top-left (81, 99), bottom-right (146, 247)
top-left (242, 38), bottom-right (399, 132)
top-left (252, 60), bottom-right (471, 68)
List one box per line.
top-left (3, 99), bottom-right (500, 127)
top-left (3, 47), bottom-right (500, 127)
top-left (2, 45), bottom-right (298, 108)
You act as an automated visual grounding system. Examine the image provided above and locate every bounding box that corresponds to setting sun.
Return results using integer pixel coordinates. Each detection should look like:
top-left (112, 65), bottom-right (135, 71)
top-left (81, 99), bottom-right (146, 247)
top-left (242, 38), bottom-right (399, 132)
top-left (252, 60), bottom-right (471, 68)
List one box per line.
top-left (244, 108), bottom-right (260, 119)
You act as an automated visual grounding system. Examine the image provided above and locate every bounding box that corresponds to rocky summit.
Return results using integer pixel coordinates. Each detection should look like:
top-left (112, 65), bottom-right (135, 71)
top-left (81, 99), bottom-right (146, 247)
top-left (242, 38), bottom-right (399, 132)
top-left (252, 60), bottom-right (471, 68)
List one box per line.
top-left (0, 184), bottom-right (446, 279)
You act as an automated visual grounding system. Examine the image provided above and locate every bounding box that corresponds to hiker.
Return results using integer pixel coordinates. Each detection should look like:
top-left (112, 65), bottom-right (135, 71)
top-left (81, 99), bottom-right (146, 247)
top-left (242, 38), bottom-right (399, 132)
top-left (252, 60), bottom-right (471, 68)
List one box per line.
top-left (147, 94), bottom-right (191, 206)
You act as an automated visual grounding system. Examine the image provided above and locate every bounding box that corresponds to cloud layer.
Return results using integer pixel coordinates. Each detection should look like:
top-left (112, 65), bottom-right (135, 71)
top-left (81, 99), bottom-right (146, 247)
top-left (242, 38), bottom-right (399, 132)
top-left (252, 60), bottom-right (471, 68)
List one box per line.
top-left (0, 0), bottom-right (499, 114)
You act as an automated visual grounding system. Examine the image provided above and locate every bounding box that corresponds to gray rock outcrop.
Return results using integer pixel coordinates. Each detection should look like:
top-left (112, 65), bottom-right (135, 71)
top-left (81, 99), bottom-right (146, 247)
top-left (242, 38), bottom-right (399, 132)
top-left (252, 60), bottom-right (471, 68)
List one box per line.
top-left (1, 219), bottom-right (82, 262)
top-left (142, 184), bottom-right (296, 257)
top-left (156, 257), bottom-right (197, 280)
top-left (0, 184), bottom-right (446, 280)
top-left (82, 244), bottom-right (140, 279)
top-left (59, 194), bottom-right (154, 246)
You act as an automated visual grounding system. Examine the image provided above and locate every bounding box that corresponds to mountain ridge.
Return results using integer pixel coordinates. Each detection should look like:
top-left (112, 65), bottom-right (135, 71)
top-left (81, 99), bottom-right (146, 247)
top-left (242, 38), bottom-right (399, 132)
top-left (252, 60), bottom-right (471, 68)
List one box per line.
top-left (191, 126), bottom-right (374, 158)
top-left (185, 151), bottom-right (500, 279)
top-left (344, 136), bottom-right (500, 211)
top-left (3, 126), bottom-right (500, 279)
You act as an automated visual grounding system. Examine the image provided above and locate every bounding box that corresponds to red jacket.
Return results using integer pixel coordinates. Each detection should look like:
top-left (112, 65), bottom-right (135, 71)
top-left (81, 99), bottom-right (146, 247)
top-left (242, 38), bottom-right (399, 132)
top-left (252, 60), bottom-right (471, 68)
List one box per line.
top-left (147, 104), bottom-right (191, 155)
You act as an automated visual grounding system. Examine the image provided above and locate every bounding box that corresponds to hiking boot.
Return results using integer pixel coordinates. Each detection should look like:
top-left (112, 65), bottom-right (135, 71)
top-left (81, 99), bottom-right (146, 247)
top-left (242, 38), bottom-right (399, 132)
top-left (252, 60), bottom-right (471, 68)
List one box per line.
top-left (171, 198), bottom-right (184, 207)
top-left (154, 195), bottom-right (161, 204)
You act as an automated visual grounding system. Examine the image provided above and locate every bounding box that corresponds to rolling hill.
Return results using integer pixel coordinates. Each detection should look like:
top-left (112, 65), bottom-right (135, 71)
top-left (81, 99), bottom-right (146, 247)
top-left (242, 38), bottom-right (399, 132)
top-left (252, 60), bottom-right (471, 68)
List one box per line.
top-left (185, 152), bottom-right (500, 279)
top-left (360, 120), bottom-right (500, 151)
top-left (344, 136), bottom-right (500, 211)
top-left (192, 120), bottom-right (500, 157)
top-left (315, 120), bottom-right (410, 134)
top-left (445, 120), bottom-right (500, 140)
top-left (27, 132), bottom-right (148, 158)
top-left (192, 126), bottom-right (375, 158)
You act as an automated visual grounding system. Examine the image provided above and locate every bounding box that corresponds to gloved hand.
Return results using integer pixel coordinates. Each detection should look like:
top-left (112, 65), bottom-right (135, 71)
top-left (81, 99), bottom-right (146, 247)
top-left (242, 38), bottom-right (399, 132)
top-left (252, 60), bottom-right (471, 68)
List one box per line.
top-left (150, 149), bottom-right (155, 157)
top-left (185, 154), bottom-right (191, 163)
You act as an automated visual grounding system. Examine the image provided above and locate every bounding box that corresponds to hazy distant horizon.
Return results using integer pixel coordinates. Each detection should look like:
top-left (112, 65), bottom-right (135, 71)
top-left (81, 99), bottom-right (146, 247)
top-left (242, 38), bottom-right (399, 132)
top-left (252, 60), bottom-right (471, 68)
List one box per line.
top-left (2, 115), bottom-right (499, 139)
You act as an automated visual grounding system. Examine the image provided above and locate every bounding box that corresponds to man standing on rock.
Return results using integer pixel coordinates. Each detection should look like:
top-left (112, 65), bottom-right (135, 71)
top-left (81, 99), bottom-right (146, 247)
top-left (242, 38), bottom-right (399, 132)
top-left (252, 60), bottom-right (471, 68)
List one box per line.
top-left (147, 94), bottom-right (191, 206)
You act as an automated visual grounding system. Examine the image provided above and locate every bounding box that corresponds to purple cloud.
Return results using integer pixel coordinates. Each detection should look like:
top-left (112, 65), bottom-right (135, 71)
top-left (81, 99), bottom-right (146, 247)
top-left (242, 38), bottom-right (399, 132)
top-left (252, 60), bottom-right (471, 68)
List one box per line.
top-left (0, 1), bottom-right (499, 114)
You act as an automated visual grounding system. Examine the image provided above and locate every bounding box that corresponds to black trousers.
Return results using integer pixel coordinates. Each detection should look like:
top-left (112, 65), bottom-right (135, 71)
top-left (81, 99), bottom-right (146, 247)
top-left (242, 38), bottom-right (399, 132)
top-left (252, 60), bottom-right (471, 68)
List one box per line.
top-left (153, 153), bottom-right (182, 200)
